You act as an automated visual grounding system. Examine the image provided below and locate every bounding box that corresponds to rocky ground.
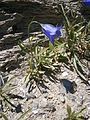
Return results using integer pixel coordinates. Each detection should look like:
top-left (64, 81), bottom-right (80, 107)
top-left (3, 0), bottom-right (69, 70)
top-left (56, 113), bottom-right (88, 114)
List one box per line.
top-left (0, 0), bottom-right (90, 120)
top-left (1, 38), bottom-right (90, 120)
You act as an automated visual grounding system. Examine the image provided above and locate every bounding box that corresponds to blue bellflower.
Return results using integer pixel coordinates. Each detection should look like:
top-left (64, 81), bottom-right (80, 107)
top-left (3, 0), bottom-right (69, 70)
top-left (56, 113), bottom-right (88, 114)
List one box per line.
top-left (83, 0), bottom-right (90, 6)
top-left (40, 23), bottom-right (62, 44)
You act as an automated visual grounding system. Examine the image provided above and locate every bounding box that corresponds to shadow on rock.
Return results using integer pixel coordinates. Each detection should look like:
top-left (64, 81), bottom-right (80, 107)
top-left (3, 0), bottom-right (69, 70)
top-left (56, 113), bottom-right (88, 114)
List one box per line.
top-left (27, 77), bottom-right (49, 94)
top-left (60, 79), bottom-right (77, 94)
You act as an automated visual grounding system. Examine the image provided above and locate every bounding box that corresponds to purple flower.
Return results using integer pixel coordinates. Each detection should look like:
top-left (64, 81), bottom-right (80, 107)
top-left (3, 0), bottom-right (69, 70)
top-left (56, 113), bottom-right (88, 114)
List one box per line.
top-left (40, 23), bottom-right (62, 45)
top-left (83, 0), bottom-right (90, 6)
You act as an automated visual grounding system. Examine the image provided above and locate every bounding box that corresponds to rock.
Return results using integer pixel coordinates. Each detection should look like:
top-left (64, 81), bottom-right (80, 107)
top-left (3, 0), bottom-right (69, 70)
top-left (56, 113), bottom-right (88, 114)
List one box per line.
top-left (0, 46), bottom-right (23, 72)
top-left (0, 33), bottom-right (22, 43)
top-left (43, 104), bottom-right (56, 112)
top-left (0, 1), bottom-right (90, 120)
top-left (0, 0), bottom-right (64, 52)
top-left (61, 71), bottom-right (68, 77)
top-left (0, 0), bottom-right (62, 35)
top-left (48, 94), bottom-right (53, 99)
top-left (60, 94), bottom-right (65, 103)
top-left (32, 100), bottom-right (39, 114)
top-left (0, 10), bottom-right (11, 21)
top-left (61, 79), bottom-right (77, 94)
top-left (0, 33), bottom-right (22, 50)
top-left (0, 12), bottom-right (23, 35)
top-left (26, 94), bottom-right (36, 100)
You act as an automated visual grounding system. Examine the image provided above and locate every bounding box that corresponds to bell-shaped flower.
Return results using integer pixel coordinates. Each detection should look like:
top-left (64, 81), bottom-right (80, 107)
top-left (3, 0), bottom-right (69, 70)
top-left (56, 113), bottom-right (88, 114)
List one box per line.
top-left (83, 0), bottom-right (90, 6)
top-left (40, 23), bottom-right (62, 45)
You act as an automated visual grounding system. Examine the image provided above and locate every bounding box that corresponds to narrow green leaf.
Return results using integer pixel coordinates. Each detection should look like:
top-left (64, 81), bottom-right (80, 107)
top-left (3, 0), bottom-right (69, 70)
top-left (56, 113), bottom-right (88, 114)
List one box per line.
top-left (76, 107), bottom-right (86, 117)
top-left (73, 55), bottom-right (87, 83)
top-left (67, 105), bottom-right (72, 117)
top-left (2, 76), bottom-right (16, 93)
top-left (60, 4), bottom-right (70, 27)
top-left (36, 47), bottom-right (48, 57)
top-left (71, 111), bottom-right (77, 119)
top-left (49, 41), bottom-right (54, 50)
top-left (74, 54), bottom-right (86, 74)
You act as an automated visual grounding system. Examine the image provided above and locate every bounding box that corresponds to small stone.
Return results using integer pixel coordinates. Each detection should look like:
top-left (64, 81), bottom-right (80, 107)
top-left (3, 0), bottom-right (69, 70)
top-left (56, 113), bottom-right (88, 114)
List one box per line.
top-left (26, 93), bottom-right (36, 101)
top-left (48, 94), bottom-right (53, 99)
top-left (32, 101), bottom-right (39, 114)
top-left (60, 95), bottom-right (65, 103)
top-left (87, 106), bottom-right (90, 111)
top-left (1, 33), bottom-right (22, 44)
top-left (43, 93), bottom-right (48, 98)
top-left (45, 104), bottom-right (56, 112)
top-left (32, 108), bottom-right (39, 114)
top-left (88, 80), bottom-right (90, 84)
top-left (62, 71), bottom-right (68, 77)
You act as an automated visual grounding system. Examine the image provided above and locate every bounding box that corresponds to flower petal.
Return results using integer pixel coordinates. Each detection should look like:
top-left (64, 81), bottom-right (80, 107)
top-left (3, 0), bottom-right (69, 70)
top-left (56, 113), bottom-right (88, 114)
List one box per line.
top-left (50, 35), bottom-right (55, 45)
top-left (56, 29), bottom-right (61, 37)
top-left (42, 28), bottom-right (55, 44)
top-left (42, 28), bottom-right (51, 39)
top-left (40, 24), bottom-right (58, 34)
top-left (40, 23), bottom-right (62, 44)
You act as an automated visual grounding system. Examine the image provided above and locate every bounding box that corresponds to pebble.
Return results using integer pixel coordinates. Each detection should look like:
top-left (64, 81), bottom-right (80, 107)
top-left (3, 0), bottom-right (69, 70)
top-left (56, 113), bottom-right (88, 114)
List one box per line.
top-left (88, 80), bottom-right (90, 84)
top-left (32, 101), bottom-right (39, 114)
top-left (61, 71), bottom-right (68, 77)
top-left (60, 94), bottom-right (65, 103)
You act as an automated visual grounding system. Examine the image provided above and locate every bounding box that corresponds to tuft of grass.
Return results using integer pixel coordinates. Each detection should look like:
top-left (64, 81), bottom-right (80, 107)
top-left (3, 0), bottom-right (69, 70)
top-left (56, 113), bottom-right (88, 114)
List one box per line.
top-left (65, 105), bottom-right (86, 120)
top-left (0, 75), bottom-right (17, 111)
top-left (19, 3), bottom-right (90, 88)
